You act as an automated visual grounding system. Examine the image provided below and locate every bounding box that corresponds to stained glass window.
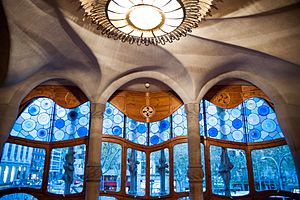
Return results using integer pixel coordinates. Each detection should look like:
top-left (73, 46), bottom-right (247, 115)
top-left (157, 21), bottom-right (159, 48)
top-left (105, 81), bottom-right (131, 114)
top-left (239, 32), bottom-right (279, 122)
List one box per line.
top-left (126, 118), bottom-right (148, 145)
top-left (210, 145), bottom-right (249, 196)
top-left (10, 98), bottom-right (90, 141)
top-left (100, 142), bottom-right (122, 192)
top-left (172, 105), bottom-right (187, 137)
top-left (149, 117), bottom-right (171, 145)
top-left (174, 143), bottom-right (189, 192)
top-left (47, 144), bottom-right (86, 194)
top-left (150, 148), bottom-right (170, 196)
top-left (244, 97), bottom-right (284, 142)
top-left (103, 103), bottom-right (124, 136)
top-left (53, 102), bottom-right (90, 141)
top-left (0, 143), bottom-right (45, 190)
top-left (126, 148), bottom-right (146, 196)
top-left (0, 193), bottom-right (37, 200)
top-left (252, 145), bottom-right (299, 192)
top-left (201, 143), bottom-right (206, 192)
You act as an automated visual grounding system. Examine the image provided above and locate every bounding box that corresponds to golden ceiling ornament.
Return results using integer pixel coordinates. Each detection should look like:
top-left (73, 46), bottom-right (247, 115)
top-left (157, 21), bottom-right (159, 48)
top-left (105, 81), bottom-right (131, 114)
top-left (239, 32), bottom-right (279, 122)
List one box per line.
top-left (79, 0), bottom-right (217, 45)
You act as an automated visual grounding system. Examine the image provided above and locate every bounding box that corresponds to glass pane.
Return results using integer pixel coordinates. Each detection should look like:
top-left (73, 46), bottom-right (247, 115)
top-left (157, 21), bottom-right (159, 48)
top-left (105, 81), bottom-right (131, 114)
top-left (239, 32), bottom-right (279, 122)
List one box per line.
top-left (98, 196), bottom-right (118, 200)
top-left (126, 118), bottom-right (148, 145)
top-left (201, 143), bottom-right (206, 192)
top-left (100, 142), bottom-right (122, 192)
top-left (205, 100), bottom-right (246, 142)
top-left (174, 143), bottom-right (189, 192)
top-left (210, 145), bottom-right (249, 196)
top-left (0, 143), bottom-right (45, 189)
top-left (178, 197), bottom-right (189, 200)
top-left (10, 98), bottom-right (54, 141)
top-left (252, 145), bottom-right (299, 192)
top-left (150, 148), bottom-right (170, 196)
top-left (53, 102), bottom-right (90, 141)
top-left (172, 106), bottom-right (187, 137)
top-left (244, 97), bottom-right (284, 142)
top-left (48, 144), bottom-right (86, 194)
top-left (149, 117), bottom-right (171, 145)
top-left (103, 103), bottom-right (124, 136)
top-left (126, 148), bottom-right (146, 196)
top-left (0, 193), bottom-right (37, 200)
top-left (199, 101), bottom-right (205, 136)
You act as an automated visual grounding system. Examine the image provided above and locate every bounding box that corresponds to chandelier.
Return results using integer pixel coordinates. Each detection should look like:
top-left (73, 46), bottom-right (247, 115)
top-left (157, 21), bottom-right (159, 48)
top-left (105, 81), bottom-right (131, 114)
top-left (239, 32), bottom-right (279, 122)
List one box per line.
top-left (80, 0), bottom-right (216, 45)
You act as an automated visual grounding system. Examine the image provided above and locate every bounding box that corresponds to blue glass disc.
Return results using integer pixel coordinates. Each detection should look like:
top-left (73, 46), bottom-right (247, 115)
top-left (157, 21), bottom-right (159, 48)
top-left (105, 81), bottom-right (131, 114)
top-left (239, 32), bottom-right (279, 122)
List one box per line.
top-left (150, 135), bottom-right (159, 144)
top-left (78, 127), bottom-right (88, 137)
top-left (105, 107), bottom-right (113, 116)
top-left (112, 126), bottom-right (122, 135)
top-left (55, 119), bottom-right (65, 129)
top-left (159, 120), bottom-right (170, 132)
top-left (28, 105), bottom-right (40, 116)
top-left (208, 127), bottom-right (218, 137)
top-left (137, 124), bottom-right (147, 133)
top-left (262, 119), bottom-right (276, 132)
top-left (249, 129), bottom-right (261, 140)
top-left (232, 119), bottom-right (243, 129)
top-left (258, 105), bottom-right (269, 116)
top-left (68, 111), bottom-right (78, 121)
top-left (37, 129), bottom-right (47, 138)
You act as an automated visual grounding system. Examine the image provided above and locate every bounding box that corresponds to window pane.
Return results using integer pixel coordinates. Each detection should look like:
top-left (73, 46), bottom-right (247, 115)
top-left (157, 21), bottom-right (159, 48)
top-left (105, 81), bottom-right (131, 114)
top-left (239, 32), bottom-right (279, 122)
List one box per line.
top-left (0, 143), bottom-right (45, 189)
top-left (126, 148), bottom-right (146, 196)
top-left (174, 143), bottom-right (189, 192)
top-left (98, 196), bottom-right (118, 200)
top-left (199, 101), bottom-right (205, 136)
top-left (0, 193), bottom-right (37, 200)
top-left (150, 148), bottom-right (170, 196)
top-left (10, 98), bottom-right (54, 141)
top-left (172, 106), bottom-right (187, 137)
top-left (205, 100), bottom-right (246, 142)
top-left (103, 103), bottom-right (124, 137)
top-left (48, 144), bottom-right (86, 194)
top-left (53, 102), bottom-right (90, 141)
top-left (201, 143), bottom-right (206, 192)
top-left (126, 118), bottom-right (148, 145)
top-left (244, 97), bottom-right (284, 142)
top-left (210, 145), bottom-right (249, 196)
top-left (252, 145), bottom-right (299, 192)
top-left (100, 142), bottom-right (122, 192)
top-left (149, 117), bottom-right (171, 145)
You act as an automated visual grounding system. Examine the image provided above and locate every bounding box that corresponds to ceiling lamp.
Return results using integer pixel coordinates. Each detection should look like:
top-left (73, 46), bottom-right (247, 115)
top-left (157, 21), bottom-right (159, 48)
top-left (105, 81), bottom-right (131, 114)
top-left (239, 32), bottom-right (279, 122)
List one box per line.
top-left (80, 0), bottom-right (216, 45)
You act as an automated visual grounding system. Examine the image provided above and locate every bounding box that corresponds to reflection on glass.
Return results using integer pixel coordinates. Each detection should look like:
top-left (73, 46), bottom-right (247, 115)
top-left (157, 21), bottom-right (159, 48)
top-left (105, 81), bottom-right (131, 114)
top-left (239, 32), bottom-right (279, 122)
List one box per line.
top-left (210, 145), bottom-right (249, 196)
top-left (0, 143), bottom-right (45, 190)
top-left (252, 145), bottom-right (299, 192)
top-left (150, 148), bottom-right (169, 196)
top-left (100, 142), bottom-right (122, 192)
top-left (47, 144), bottom-right (86, 194)
top-left (126, 148), bottom-right (146, 196)
top-left (0, 193), bottom-right (37, 200)
top-left (174, 143), bottom-right (189, 192)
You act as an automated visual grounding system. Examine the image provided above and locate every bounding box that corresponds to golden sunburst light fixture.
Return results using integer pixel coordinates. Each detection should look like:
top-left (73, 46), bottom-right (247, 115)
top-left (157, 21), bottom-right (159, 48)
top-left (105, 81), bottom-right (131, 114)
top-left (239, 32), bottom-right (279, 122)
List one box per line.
top-left (80, 0), bottom-right (217, 45)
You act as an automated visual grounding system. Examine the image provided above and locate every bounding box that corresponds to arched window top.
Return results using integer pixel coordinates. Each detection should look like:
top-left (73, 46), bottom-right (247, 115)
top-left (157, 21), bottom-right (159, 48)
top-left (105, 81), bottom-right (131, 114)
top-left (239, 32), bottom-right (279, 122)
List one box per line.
top-left (200, 97), bottom-right (284, 142)
top-left (103, 103), bottom-right (187, 146)
top-left (10, 97), bottom-right (90, 142)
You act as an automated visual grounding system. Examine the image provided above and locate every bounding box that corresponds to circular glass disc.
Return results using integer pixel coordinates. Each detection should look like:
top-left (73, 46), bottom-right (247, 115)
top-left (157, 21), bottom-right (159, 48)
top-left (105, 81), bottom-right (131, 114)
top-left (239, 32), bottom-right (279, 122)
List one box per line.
top-left (127, 5), bottom-right (164, 31)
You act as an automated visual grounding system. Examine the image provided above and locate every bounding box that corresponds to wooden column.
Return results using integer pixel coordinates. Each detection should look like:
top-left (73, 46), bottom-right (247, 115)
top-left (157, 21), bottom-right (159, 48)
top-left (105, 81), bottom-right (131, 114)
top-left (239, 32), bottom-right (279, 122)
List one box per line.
top-left (185, 103), bottom-right (204, 200)
top-left (85, 103), bottom-right (105, 200)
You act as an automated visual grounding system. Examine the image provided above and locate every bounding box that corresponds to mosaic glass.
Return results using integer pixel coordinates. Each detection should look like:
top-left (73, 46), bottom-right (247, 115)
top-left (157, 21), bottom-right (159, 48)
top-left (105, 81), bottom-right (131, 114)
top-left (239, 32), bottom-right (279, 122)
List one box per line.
top-left (100, 142), bottom-right (122, 192)
top-left (10, 98), bottom-right (54, 141)
top-left (53, 102), bottom-right (90, 141)
top-left (244, 97), bottom-right (284, 142)
top-left (252, 145), bottom-right (299, 192)
top-left (174, 143), bottom-right (189, 192)
top-left (126, 148), bottom-right (146, 196)
top-left (199, 102), bottom-right (205, 136)
top-left (172, 105), bottom-right (188, 137)
top-left (201, 143), bottom-right (206, 192)
top-left (204, 100), bottom-right (245, 142)
top-left (0, 143), bottom-right (45, 190)
top-left (210, 145), bottom-right (249, 196)
top-left (126, 118), bottom-right (148, 145)
top-left (150, 148), bottom-right (170, 196)
top-left (0, 193), bottom-right (37, 200)
top-left (149, 117), bottom-right (171, 145)
top-left (103, 103), bottom-right (124, 136)
top-left (47, 144), bottom-right (86, 194)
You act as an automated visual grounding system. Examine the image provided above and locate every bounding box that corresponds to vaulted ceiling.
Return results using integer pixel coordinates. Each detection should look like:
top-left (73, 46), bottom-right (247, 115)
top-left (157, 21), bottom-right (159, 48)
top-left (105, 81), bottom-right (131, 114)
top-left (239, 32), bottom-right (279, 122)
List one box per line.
top-left (0, 0), bottom-right (300, 105)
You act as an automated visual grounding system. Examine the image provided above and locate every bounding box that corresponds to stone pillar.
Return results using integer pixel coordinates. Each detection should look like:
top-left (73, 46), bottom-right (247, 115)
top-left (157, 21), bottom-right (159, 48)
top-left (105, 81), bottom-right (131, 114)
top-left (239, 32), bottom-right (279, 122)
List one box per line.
top-left (85, 103), bottom-right (105, 200)
top-left (185, 103), bottom-right (204, 200)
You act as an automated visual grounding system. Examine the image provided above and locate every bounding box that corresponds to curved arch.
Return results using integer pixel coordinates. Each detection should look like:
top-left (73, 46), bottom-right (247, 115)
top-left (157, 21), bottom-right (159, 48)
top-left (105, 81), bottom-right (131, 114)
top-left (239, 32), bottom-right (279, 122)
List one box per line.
top-left (100, 71), bottom-right (192, 104)
top-left (197, 70), bottom-right (300, 180)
